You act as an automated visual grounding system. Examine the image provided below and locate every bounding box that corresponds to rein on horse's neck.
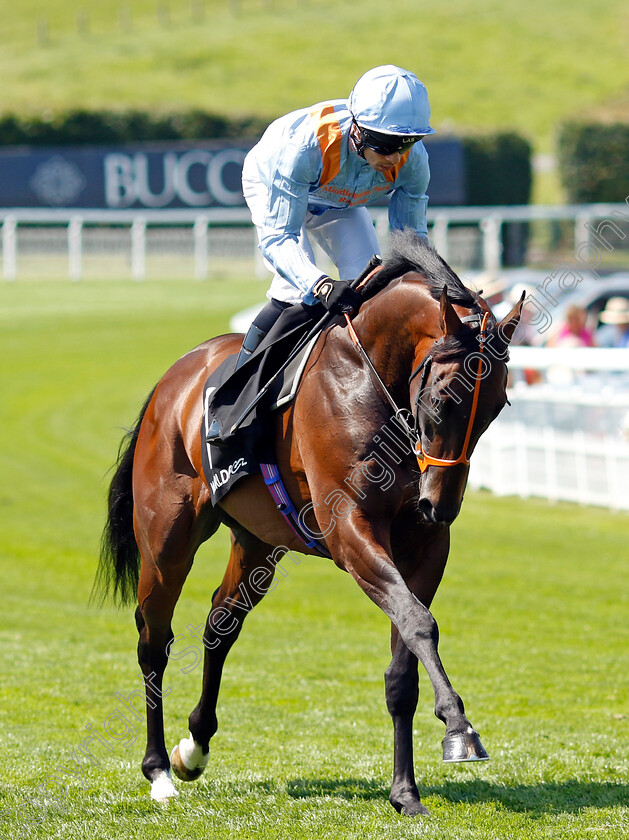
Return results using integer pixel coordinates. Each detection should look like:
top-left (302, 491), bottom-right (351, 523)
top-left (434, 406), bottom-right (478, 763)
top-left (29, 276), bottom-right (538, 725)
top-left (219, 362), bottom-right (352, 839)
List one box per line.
top-left (345, 280), bottom-right (489, 472)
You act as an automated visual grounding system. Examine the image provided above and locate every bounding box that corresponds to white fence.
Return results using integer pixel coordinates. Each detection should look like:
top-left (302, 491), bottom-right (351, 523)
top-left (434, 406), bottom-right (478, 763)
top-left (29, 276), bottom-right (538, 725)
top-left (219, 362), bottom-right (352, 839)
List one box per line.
top-left (1, 201), bottom-right (628, 280)
top-left (469, 347), bottom-right (629, 511)
top-left (3, 203), bottom-right (629, 512)
top-left (0, 207), bottom-right (256, 281)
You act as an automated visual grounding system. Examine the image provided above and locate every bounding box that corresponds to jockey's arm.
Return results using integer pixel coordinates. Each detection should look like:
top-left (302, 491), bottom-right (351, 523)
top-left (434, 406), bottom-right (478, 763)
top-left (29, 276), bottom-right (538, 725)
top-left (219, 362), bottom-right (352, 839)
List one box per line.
top-left (257, 142), bottom-right (328, 301)
top-left (388, 144), bottom-right (431, 240)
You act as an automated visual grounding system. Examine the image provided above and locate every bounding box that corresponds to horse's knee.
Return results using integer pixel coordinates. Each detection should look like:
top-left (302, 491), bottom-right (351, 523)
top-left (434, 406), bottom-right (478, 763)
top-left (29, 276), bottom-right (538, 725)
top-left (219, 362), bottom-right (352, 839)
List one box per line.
top-left (398, 611), bottom-right (439, 655)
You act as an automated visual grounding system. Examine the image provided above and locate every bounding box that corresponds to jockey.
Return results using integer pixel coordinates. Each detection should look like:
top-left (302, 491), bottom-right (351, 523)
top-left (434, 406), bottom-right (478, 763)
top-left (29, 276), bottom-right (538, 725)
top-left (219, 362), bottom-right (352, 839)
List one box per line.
top-left (236, 64), bottom-right (435, 368)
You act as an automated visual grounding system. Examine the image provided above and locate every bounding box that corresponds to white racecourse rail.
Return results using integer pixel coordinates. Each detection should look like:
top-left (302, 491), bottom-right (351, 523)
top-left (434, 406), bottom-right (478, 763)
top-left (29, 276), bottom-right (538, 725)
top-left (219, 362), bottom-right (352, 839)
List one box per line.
top-left (2, 203), bottom-right (629, 511)
top-left (469, 347), bottom-right (629, 511)
top-left (1, 201), bottom-right (628, 280)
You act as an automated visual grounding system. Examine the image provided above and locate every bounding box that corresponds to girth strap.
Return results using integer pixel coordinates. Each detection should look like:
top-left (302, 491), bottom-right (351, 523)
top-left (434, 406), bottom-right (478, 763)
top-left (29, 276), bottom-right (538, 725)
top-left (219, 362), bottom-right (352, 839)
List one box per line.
top-left (260, 463), bottom-right (332, 558)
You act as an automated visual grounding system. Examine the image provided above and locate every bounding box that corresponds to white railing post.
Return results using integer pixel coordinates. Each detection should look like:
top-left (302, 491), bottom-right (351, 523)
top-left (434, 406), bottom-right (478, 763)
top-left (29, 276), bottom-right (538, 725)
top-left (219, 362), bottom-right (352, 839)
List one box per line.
top-left (2, 215), bottom-right (17, 281)
top-left (605, 433), bottom-right (620, 512)
top-left (375, 212), bottom-right (389, 254)
top-left (574, 211), bottom-right (591, 251)
top-left (131, 217), bottom-right (147, 281)
top-left (68, 216), bottom-right (83, 281)
top-left (481, 215), bottom-right (503, 274)
top-left (573, 428), bottom-right (588, 505)
top-left (193, 216), bottom-right (209, 280)
top-left (514, 418), bottom-right (529, 498)
top-left (543, 422), bottom-right (558, 503)
top-left (431, 214), bottom-right (449, 261)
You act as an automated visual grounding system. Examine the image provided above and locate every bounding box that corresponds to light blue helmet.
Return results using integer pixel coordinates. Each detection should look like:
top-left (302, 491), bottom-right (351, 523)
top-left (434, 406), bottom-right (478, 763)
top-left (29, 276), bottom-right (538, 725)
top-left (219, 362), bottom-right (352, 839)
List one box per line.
top-left (348, 65), bottom-right (435, 136)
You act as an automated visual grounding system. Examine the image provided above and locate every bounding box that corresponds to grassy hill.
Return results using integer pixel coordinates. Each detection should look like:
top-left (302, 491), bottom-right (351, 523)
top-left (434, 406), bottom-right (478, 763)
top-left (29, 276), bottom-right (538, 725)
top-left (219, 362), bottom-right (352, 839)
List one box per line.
top-left (2, 0), bottom-right (629, 155)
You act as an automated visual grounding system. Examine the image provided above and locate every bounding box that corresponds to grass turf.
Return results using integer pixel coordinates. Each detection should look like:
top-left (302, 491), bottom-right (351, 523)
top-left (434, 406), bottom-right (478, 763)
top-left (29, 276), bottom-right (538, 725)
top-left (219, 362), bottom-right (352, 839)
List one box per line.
top-left (1, 0), bottom-right (629, 154)
top-left (0, 275), bottom-right (627, 839)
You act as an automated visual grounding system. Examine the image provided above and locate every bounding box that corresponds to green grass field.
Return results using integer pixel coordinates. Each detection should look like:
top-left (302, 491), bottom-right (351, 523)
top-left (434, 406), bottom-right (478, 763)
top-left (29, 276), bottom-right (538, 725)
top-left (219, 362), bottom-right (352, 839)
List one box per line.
top-left (2, 0), bottom-right (629, 155)
top-left (0, 275), bottom-right (628, 839)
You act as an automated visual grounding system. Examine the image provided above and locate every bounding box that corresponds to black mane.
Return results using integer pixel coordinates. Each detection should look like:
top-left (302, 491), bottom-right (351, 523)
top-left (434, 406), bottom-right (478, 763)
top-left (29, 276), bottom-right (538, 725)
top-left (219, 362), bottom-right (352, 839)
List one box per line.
top-left (361, 230), bottom-right (510, 361)
top-left (362, 229), bottom-right (477, 307)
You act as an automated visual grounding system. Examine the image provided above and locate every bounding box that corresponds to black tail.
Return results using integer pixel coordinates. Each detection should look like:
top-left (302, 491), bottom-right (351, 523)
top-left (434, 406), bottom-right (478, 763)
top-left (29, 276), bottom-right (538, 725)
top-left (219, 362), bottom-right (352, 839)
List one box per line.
top-left (93, 389), bottom-right (156, 606)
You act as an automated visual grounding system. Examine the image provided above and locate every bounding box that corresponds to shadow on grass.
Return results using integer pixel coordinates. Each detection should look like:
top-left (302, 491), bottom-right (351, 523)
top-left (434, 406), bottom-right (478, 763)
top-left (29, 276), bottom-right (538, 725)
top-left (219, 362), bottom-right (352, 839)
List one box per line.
top-left (287, 777), bottom-right (629, 816)
top-left (287, 778), bottom-right (389, 801)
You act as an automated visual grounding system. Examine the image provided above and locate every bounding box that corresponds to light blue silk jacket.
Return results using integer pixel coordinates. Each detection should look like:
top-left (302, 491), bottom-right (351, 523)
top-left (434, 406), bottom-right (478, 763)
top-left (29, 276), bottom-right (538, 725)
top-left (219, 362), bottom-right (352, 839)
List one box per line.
top-left (242, 99), bottom-right (430, 297)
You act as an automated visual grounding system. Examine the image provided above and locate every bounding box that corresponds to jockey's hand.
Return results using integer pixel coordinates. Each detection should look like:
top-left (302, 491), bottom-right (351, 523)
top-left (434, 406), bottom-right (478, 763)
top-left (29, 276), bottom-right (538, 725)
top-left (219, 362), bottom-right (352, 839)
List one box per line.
top-left (312, 277), bottom-right (362, 316)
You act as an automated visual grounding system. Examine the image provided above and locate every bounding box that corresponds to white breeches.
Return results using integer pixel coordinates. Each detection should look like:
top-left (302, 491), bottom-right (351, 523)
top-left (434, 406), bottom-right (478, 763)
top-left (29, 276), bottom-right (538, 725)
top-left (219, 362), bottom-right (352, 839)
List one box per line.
top-left (242, 170), bottom-right (381, 304)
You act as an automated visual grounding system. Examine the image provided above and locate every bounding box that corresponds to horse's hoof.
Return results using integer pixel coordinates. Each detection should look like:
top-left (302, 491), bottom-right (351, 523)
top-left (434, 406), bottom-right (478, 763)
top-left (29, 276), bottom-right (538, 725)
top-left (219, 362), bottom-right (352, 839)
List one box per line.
top-left (390, 792), bottom-right (431, 817)
top-left (170, 734), bottom-right (209, 782)
top-left (150, 769), bottom-right (179, 803)
top-left (442, 728), bottom-right (489, 763)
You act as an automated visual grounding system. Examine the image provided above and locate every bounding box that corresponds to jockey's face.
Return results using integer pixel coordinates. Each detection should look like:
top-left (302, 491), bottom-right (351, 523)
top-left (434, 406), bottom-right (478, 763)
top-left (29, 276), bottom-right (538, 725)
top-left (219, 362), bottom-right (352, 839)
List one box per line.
top-left (363, 146), bottom-right (402, 173)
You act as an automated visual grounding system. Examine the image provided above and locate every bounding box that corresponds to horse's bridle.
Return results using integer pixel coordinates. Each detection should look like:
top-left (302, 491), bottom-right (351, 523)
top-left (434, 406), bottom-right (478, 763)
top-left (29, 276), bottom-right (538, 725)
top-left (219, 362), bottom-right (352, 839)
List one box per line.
top-left (344, 311), bottom-right (490, 474)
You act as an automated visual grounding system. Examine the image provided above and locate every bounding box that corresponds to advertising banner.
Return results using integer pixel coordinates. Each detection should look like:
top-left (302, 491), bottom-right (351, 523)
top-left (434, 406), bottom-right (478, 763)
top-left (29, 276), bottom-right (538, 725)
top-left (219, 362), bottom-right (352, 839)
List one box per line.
top-left (0, 137), bottom-right (464, 209)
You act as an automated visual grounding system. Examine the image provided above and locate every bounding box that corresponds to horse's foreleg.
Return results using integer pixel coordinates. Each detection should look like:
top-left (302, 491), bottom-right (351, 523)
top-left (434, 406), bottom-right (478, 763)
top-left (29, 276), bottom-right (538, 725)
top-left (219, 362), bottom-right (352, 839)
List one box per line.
top-left (170, 527), bottom-right (277, 783)
top-left (334, 519), bottom-right (488, 770)
top-left (385, 529), bottom-right (466, 815)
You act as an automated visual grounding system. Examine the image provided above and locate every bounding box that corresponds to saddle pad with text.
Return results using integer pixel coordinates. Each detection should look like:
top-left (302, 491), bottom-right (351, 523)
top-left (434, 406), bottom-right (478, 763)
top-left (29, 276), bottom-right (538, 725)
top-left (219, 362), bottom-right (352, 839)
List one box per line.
top-left (200, 328), bottom-right (320, 505)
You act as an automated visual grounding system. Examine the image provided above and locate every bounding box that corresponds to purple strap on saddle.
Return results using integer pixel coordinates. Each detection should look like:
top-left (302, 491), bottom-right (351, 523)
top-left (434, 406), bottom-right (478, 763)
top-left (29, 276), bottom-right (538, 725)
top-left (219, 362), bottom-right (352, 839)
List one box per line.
top-left (259, 463), bottom-right (332, 558)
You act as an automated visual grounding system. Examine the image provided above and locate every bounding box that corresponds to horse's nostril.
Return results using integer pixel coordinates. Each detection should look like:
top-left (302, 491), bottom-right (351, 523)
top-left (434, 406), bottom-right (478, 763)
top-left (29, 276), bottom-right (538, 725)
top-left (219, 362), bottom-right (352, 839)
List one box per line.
top-left (417, 497), bottom-right (459, 526)
top-left (417, 498), bottom-right (437, 522)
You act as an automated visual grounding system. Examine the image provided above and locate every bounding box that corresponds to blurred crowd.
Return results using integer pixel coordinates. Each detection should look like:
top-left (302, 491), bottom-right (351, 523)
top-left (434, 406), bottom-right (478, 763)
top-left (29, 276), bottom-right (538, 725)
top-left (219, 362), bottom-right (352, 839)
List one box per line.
top-left (484, 282), bottom-right (629, 350)
top-left (477, 277), bottom-right (629, 388)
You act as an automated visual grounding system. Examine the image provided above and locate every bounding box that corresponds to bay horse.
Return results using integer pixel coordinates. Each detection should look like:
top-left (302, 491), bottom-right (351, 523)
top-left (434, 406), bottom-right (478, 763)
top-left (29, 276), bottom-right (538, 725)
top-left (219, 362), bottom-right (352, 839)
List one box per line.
top-left (97, 231), bottom-right (522, 817)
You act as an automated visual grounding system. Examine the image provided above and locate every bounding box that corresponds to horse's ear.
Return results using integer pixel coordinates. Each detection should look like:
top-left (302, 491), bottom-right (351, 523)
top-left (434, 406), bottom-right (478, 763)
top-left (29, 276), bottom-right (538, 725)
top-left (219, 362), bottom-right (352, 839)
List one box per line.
top-left (498, 291), bottom-right (526, 345)
top-left (439, 287), bottom-right (463, 336)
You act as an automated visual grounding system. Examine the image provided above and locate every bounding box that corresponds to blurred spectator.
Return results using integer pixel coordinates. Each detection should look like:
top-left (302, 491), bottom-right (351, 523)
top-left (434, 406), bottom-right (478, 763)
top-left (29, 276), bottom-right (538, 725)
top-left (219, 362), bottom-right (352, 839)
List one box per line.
top-left (596, 297), bottom-right (629, 348)
top-left (549, 304), bottom-right (595, 348)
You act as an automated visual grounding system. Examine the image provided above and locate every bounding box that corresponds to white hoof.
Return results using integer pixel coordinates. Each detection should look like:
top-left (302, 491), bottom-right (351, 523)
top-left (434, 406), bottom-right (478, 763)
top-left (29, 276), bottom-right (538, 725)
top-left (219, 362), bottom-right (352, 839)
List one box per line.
top-left (177, 733), bottom-right (210, 771)
top-left (150, 769), bottom-right (179, 803)
top-left (170, 733), bottom-right (209, 781)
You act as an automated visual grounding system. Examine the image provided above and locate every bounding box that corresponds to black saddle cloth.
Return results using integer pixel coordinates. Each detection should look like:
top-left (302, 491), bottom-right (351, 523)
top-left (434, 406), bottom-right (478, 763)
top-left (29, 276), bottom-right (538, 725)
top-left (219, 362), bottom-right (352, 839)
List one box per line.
top-left (200, 301), bottom-right (327, 505)
top-left (206, 300), bottom-right (326, 454)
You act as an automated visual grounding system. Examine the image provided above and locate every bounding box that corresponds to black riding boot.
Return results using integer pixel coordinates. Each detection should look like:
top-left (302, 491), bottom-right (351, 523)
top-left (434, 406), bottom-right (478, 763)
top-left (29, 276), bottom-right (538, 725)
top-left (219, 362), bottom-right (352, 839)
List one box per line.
top-left (234, 298), bottom-right (293, 369)
top-left (205, 299), bottom-right (289, 445)
top-left (206, 324), bottom-right (266, 443)
top-left (235, 323), bottom-right (267, 370)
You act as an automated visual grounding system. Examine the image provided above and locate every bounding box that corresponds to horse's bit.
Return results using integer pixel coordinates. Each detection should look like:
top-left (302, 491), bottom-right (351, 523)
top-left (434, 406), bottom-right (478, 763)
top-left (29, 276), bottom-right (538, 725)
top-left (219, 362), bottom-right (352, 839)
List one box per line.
top-left (344, 311), bottom-right (490, 474)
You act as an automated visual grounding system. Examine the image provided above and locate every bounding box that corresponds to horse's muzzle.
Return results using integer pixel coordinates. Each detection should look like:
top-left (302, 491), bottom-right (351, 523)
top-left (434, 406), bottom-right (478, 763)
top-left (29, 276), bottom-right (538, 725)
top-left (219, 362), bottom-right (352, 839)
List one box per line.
top-left (416, 497), bottom-right (460, 526)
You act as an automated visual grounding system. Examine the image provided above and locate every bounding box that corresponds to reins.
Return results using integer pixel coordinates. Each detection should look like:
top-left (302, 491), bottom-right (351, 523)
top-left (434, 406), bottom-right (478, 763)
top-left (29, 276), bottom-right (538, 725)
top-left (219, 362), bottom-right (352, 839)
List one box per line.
top-left (344, 314), bottom-right (419, 444)
top-left (344, 310), bottom-right (490, 474)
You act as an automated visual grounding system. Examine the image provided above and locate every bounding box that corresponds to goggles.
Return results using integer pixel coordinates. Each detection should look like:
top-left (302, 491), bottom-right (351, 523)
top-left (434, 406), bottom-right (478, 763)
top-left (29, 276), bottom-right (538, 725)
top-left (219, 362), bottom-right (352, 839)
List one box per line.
top-left (358, 125), bottom-right (426, 156)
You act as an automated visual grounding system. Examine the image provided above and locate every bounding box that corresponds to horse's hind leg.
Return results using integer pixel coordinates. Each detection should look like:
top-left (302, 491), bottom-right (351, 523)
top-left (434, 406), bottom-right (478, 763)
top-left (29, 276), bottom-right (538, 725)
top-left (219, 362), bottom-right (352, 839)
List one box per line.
top-left (170, 527), bottom-right (277, 782)
top-left (135, 503), bottom-right (219, 803)
top-left (135, 557), bottom-right (191, 802)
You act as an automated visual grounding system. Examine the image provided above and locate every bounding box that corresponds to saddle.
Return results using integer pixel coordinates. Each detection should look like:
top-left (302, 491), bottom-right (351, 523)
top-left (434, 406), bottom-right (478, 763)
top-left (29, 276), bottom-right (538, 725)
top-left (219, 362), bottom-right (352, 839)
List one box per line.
top-left (200, 302), bottom-right (326, 507)
top-left (200, 257), bottom-right (383, 556)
